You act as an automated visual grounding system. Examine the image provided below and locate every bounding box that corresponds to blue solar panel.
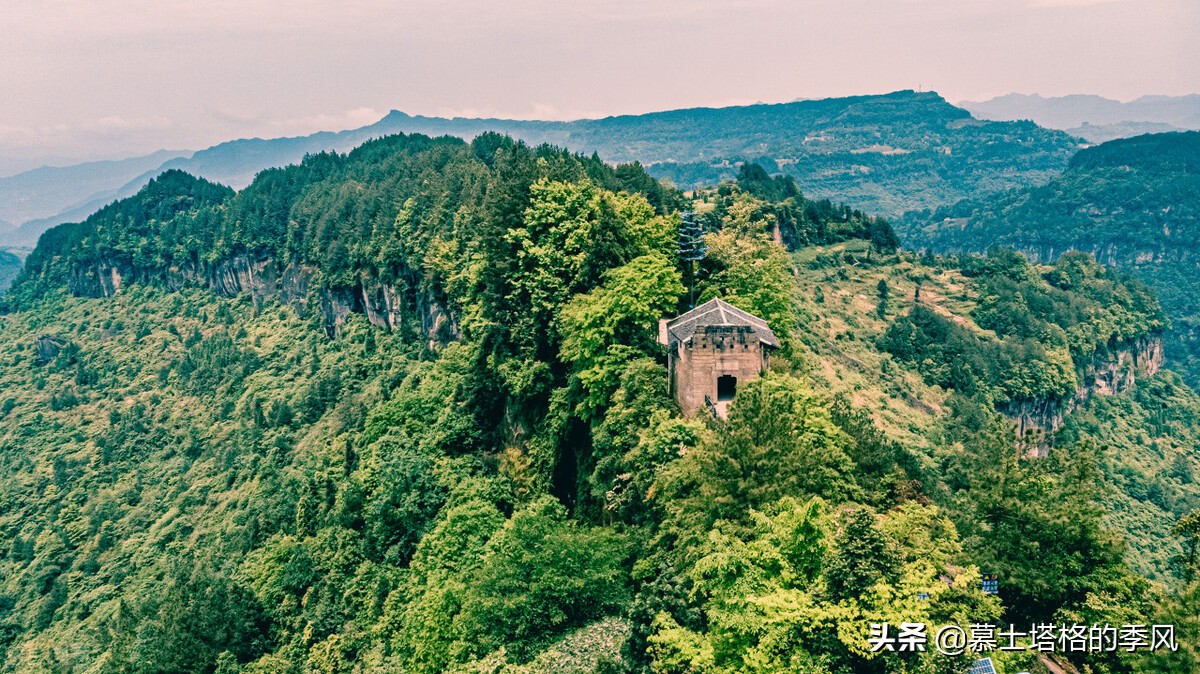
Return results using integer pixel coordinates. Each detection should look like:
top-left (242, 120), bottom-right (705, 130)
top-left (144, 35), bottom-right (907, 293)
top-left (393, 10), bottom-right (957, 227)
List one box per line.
top-left (967, 658), bottom-right (998, 674)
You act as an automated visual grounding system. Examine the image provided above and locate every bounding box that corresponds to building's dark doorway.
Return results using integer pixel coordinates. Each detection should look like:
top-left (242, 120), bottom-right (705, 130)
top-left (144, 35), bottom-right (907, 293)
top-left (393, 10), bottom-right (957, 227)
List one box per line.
top-left (717, 375), bottom-right (737, 401)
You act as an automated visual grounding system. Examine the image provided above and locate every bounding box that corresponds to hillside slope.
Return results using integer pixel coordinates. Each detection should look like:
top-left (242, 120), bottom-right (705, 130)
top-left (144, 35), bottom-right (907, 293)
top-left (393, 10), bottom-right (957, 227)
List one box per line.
top-left (0, 136), bottom-right (1193, 674)
top-left (391, 91), bottom-right (1081, 217)
top-left (901, 131), bottom-right (1200, 387)
top-left (0, 251), bottom-right (19, 294)
top-left (0, 91), bottom-right (1080, 246)
top-left (792, 240), bottom-right (1196, 581)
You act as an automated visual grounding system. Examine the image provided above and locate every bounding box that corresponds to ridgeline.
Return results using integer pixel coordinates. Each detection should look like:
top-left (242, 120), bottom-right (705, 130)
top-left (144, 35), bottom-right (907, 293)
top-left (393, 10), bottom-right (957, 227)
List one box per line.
top-left (0, 90), bottom-right (1081, 247)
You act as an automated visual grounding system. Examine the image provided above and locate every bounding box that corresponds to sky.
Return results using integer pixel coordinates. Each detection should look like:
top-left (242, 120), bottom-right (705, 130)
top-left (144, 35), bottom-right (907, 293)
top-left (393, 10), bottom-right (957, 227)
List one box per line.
top-left (0, 0), bottom-right (1196, 172)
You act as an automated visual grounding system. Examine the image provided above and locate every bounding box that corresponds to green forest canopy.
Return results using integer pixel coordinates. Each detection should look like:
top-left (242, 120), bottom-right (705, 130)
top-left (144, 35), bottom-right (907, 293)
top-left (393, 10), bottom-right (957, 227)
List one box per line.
top-left (901, 131), bottom-right (1200, 389)
top-left (0, 134), bottom-right (1194, 674)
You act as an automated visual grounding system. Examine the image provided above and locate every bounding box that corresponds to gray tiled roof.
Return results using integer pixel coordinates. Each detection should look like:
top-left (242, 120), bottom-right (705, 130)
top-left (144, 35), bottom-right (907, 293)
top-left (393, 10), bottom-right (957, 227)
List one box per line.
top-left (665, 298), bottom-right (779, 348)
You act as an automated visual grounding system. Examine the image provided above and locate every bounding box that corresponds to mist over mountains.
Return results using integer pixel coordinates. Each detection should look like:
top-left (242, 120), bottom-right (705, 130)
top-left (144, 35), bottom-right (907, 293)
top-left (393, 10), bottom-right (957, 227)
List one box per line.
top-left (0, 151), bottom-right (187, 239)
top-left (2, 0), bottom-right (1197, 666)
top-left (1, 91), bottom-right (1199, 672)
top-left (0, 249), bottom-right (19, 290)
top-left (0, 123), bottom-right (430, 248)
top-left (962, 93), bottom-right (1200, 143)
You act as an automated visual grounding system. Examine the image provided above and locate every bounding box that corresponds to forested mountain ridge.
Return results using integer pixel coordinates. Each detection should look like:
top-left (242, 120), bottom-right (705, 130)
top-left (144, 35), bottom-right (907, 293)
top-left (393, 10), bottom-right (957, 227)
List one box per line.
top-left (797, 242), bottom-right (1195, 585)
top-left (0, 134), bottom-right (1195, 673)
top-left (0, 251), bottom-right (19, 294)
top-left (900, 131), bottom-right (1200, 388)
top-left (372, 90), bottom-right (1080, 216)
top-left (0, 90), bottom-right (1081, 247)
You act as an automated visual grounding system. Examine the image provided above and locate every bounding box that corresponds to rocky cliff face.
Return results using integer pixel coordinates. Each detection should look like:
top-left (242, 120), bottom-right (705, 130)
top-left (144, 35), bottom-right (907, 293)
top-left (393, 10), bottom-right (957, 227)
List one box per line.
top-left (1088, 334), bottom-right (1164, 395)
top-left (1010, 243), bottom-right (1191, 272)
top-left (1000, 334), bottom-right (1165, 453)
top-left (70, 260), bottom-right (124, 298)
top-left (67, 253), bottom-right (460, 345)
top-left (208, 255), bottom-right (279, 301)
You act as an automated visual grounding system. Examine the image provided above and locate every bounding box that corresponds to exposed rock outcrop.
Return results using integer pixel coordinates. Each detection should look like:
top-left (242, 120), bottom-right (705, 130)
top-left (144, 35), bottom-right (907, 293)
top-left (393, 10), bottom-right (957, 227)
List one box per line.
top-left (34, 335), bottom-right (67, 365)
top-left (1000, 334), bottom-right (1165, 453)
top-left (317, 286), bottom-right (357, 336)
top-left (1088, 334), bottom-right (1163, 396)
top-left (1000, 398), bottom-right (1066, 447)
top-left (209, 254), bottom-right (278, 301)
top-left (422, 297), bottom-right (461, 346)
top-left (360, 281), bottom-right (404, 331)
top-left (65, 254), bottom-right (459, 346)
top-left (69, 260), bottom-right (123, 298)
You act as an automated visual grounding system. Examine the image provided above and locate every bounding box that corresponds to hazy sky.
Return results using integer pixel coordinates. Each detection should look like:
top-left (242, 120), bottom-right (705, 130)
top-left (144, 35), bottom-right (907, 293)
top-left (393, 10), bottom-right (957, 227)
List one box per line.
top-left (1, 0), bottom-right (1196, 169)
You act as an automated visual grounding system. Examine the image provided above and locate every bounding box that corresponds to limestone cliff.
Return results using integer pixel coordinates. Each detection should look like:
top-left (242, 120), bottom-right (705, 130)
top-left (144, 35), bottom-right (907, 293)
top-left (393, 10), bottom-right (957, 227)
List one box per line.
top-left (66, 253), bottom-right (460, 345)
top-left (1000, 334), bottom-right (1165, 450)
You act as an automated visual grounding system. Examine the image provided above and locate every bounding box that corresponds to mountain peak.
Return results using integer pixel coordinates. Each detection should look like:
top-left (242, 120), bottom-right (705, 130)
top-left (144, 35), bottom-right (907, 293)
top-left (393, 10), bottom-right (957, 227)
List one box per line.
top-left (378, 110), bottom-right (412, 123)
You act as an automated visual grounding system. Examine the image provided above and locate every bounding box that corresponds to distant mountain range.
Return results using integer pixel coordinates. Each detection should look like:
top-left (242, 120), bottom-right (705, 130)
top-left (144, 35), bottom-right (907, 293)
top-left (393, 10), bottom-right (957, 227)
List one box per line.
top-left (0, 123), bottom-right (434, 247)
top-left (961, 93), bottom-right (1200, 143)
top-left (0, 90), bottom-right (1080, 248)
top-left (0, 150), bottom-right (186, 226)
top-left (902, 130), bottom-right (1200, 386)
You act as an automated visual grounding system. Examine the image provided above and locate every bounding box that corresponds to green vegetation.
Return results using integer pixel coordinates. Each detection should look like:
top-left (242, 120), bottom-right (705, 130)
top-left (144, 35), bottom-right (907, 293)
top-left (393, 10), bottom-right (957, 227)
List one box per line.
top-left (0, 250), bottom-right (19, 294)
top-left (879, 250), bottom-right (1164, 406)
top-left (503, 90), bottom-right (1079, 217)
top-left (902, 131), bottom-right (1200, 388)
top-left (1059, 372), bottom-right (1200, 580)
top-left (0, 133), bottom-right (1193, 674)
top-left (3, 91), bottom-right (1083, 249)
top-left (625, 91), bottom-right (1080, 217)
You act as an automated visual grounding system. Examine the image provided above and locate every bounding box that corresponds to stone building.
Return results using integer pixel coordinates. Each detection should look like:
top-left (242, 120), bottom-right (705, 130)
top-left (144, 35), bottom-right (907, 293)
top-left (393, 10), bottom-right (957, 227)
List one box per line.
top-left (658, 298), bottom-right (778, 418)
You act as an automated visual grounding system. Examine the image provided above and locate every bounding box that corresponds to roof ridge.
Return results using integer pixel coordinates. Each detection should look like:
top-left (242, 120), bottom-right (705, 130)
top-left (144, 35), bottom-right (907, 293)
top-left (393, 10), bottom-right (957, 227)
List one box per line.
top-left (663, 296), bottom-right (779, 349)
top-left (723, 302), bottom-right (768, 328)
